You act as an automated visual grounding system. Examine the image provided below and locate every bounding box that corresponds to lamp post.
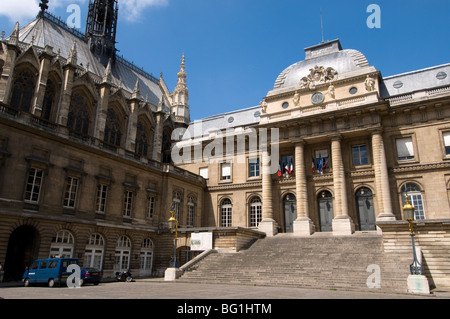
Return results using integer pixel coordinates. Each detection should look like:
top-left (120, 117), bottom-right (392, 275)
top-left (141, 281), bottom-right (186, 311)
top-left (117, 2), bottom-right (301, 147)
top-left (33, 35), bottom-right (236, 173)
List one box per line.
top-left (403, 195), bottom-right (423, 275)
top-left (168, 210), bottom-right (179, 268)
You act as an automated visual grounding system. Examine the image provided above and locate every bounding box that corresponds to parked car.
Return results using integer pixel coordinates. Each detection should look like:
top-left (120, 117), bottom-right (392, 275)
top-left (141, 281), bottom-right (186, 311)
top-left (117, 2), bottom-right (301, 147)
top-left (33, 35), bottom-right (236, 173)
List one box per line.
top-left (23, 258), bottom-right (79, 287)
top-left (81, 267), bottom-right (102, 285)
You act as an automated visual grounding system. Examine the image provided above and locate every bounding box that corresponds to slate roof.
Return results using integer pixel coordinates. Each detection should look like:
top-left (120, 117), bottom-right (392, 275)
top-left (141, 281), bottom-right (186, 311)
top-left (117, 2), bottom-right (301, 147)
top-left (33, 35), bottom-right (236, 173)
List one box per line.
top-left (16, 12), bottom-right (163, 106)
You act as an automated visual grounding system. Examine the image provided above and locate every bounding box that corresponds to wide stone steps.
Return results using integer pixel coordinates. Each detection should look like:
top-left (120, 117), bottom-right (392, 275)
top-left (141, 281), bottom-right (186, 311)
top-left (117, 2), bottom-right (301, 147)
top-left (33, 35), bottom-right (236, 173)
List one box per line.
top-left (179, 233), bottom-right (412, 293)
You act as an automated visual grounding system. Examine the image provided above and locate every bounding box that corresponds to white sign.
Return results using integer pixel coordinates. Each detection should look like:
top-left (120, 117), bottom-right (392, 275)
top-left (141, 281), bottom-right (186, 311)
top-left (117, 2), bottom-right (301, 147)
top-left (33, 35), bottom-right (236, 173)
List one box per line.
top-left (190, 232), bottom-right (213, 251)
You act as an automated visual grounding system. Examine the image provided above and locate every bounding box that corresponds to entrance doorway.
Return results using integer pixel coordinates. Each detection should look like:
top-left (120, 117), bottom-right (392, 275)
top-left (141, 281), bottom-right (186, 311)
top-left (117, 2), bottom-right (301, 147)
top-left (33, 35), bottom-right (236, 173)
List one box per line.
top-left (4, 225), bottom-right (40, 281)
top-left (356, 187), bottom-right (376, 231)
top-left (318, 191), bottom-right (333, 232)
top-left (283, 193), bottom-right (296, 233)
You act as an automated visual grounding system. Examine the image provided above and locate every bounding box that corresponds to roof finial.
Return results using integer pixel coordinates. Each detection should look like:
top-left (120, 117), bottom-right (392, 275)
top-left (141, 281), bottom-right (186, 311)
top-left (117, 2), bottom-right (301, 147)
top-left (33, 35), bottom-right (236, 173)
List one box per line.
top-left (39, 0), bottom-right (49, 16)
top-left (320, 9), bottom-right (324, 43)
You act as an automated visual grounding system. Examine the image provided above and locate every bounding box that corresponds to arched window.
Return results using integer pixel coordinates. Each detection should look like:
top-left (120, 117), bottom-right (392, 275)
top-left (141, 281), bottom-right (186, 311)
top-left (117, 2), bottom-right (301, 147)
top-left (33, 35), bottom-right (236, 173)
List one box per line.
top-left (41, 78), bottom-right (56, 120)
top-left (67, 92), bottom-right (90, 136)
top-left (115, 235), bottom-right (131, 272)
top-left (85, 233), bottom-right (105, 269)
top-left (10, 70), bottom-right (36, 112)
top-left (104, 108), bottom-right (122, 146)
top-left (187, 196), bottom-right (196, 227)
top-left (401, 183), bottom-right (426, 220)
top-left (249, 196), bottom-right (262, 227)
top-left (135, 121), bottom-right (149, 157)
top-left (220, 198), bottom-right (232, 227)
top-left (140, 238), bottom-right (153, 276)
top-left (50, 230), bottom-right (74, 258)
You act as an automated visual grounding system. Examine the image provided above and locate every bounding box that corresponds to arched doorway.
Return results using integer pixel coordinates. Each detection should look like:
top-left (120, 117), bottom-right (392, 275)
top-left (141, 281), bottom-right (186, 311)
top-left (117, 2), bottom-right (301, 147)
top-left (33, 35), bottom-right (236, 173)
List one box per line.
top-left (4, 225), bottom-right (40, 281)
top-left (318, 191), bottom-right (333, 232)
top-left (356, 187), bottom-right (376, 231)
top-left (283, 193), bottom-right (296, 233)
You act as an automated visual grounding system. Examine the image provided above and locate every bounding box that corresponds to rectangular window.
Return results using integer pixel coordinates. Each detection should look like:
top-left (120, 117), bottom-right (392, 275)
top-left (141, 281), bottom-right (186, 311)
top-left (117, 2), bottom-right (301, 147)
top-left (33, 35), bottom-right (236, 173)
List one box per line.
top-left (123, 191), bottom-right (133, 217)
top-left (148, 196), bottom-right (155, 218)
top-left (352, 145), bottom-right (368, 166)
top-left (63, 177), bottom-right (79, 208)
top-left (95, 184), bottom-right (108, 213)
top-left (248, 158), bottom-right (260, 177)
top-left (396, 137), bottom-right (414, 160)
top-left (221, 163), bottom-right (231, 180)
top-left (443, 132), bottom-right (450, 155)
top-left (24, 168), bottom-right (44, 202)
top-left (199, 167), bottom-right (209, 179)
top-left (187, 203), bottom-right (195, 226)
top-left (314, 150), bottom-right (329, 173)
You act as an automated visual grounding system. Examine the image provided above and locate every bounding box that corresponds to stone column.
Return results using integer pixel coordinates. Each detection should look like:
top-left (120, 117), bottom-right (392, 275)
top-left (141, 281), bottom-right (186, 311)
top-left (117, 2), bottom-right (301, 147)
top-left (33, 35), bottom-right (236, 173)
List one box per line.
top-left (293, 141), bottom-right (315, 235)
top-left (372, 130), bottom-right (395, 221)
top-left (331, 135), bottom-right (355, 235)
top-left (258, 147), bottom-right (278, 236)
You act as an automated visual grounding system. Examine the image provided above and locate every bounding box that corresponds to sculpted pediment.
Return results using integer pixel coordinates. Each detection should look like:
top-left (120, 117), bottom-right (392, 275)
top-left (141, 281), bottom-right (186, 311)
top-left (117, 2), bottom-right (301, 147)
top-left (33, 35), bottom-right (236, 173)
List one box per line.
top-left (299, 65), bottom-right (337, 90)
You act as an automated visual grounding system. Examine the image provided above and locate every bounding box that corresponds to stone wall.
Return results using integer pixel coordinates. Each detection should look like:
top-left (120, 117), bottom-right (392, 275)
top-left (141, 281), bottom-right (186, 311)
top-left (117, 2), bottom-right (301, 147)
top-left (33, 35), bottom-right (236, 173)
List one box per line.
top-left (378, 219), bottom-right (450, 290)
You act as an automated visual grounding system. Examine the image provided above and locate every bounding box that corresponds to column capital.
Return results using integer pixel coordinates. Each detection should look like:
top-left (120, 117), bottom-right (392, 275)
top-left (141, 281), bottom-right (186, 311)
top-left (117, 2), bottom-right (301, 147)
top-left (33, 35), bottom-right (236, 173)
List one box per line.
top-left (371, 127), bottom-right (384, 136)
top-left (330, 134), bottom-right (342, 142)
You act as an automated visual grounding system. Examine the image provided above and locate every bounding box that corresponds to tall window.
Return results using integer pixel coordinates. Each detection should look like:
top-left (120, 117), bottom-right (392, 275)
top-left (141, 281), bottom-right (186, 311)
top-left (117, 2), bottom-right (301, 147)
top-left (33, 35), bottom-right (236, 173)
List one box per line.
top-left (67, 92), bottom-right (90, 136)
top-left (115, 236), bottom-right (131, 272)
top-left (401, 183), bottom-right (426, 220)
top-left (314, 150), bottom-right (329, 174)
top-left (41, 78), bottom-right (56, 120)
top-left (443, 132), bottom-right (450, 155)
top-left (221, 198), bottom-right (232, 227)
top-left (123, 191), bottom-right (134, 217)
top-left (135, 121), bottom-right (149, 158)
top-left (352, 145), bottom-right (368, 166)
top-left (396, 137), bottom-right (414, 160)
top-left (172, 192), bottom-right (182, 222)
top-left (95, 184), bottom-right (108, 213)
top-left (84, 233), bottom-right (105, 270)
top-left (249, 158), bottom-right (260, 177)
top-left (221, 163), bottom-right (231, 180)
top-left (104, 108), bottom-right (122, 147)
top-left (50, 230), bottom-right (74, 258)
top-left (63, 177), bottom-right (79, 208)
top-left (249, 196), bottom-right (262, 227)
top-left (140, 238), bottom-right (153, 276)
top-left (10, 70), bottom-right (36, 112)
top-left (187, 196), bottom-right (195, 227)
top-left (24, 168), bottom-right (44, 203)
top-left (147, 196), bottom-right (155, 219)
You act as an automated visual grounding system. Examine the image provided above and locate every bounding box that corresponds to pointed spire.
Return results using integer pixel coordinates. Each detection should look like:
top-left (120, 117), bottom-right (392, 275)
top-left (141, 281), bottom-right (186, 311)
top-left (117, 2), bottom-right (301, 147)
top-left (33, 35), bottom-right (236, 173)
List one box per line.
top-left (132, 78), bottom-right (141, 99)
top-left (67, 41), bottom-right (78, 65)
top-left (102, 58), bottom-right (112, 83)
top-left (8, 22), bottom-right (19, 46)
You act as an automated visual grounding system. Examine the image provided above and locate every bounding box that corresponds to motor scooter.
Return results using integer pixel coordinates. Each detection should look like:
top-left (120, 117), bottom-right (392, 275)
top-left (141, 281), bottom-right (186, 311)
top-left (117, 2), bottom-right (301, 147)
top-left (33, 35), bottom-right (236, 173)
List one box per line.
top-left (115, 270), bottom-right (133, 282)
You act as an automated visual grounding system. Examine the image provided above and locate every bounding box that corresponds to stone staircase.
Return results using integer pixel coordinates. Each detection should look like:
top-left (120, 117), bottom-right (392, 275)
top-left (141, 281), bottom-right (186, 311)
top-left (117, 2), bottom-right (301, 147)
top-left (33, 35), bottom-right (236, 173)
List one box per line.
top-left (179, 232), bottom-right (412, 293)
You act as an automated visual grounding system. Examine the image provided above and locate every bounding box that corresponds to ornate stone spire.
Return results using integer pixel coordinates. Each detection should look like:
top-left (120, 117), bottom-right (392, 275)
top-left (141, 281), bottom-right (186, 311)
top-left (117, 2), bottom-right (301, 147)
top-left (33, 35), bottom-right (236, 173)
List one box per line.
top-left (8, 22), bottom-right (19, 46)
top-left (175, 53), bottom-right (187, 90)
top-left (172, 54), bottom-right (190, 126)
top-left (67, 41), bottom-right (78, 65)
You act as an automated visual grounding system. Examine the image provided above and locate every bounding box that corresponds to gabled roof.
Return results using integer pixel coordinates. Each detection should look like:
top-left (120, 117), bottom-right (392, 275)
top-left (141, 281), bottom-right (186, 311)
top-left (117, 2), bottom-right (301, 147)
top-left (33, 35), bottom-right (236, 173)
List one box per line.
top-left (16, 12), bottom-right (163, 106)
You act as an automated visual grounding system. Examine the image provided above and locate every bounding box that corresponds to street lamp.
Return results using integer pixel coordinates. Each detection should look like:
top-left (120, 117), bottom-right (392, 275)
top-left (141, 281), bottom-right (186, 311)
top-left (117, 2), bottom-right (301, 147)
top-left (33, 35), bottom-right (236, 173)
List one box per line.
top-left (403, 195), bottom-right (423, 275)
top-left (168, 210), bottom-right (179, 268)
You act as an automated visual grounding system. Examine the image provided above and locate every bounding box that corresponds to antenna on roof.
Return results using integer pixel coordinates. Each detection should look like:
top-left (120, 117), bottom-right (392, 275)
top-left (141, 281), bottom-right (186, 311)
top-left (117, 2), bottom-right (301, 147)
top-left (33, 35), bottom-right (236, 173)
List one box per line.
top-left (320, 9), bottom-right (325, 43)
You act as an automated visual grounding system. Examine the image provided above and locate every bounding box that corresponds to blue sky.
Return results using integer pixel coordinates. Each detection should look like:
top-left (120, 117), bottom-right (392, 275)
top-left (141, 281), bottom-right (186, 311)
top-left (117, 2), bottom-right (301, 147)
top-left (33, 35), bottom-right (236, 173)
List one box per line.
top-left (1, 0), bottom-right (450, 121)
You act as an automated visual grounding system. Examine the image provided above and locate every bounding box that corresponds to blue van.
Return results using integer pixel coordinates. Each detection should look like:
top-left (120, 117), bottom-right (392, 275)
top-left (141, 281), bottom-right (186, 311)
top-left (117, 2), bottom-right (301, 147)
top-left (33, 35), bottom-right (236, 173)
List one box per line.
top-left (22, 258), bottom-right (80, 287)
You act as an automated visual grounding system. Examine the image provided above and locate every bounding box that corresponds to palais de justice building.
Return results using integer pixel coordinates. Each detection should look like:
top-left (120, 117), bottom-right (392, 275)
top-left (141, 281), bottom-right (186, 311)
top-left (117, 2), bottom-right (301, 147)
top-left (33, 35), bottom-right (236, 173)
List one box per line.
top-left (1, 0), bottom-right (450, 289)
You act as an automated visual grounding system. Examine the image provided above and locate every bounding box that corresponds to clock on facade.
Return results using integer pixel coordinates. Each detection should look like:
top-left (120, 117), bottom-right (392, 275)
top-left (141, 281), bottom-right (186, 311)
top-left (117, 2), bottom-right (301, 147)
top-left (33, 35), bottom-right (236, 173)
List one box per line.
top-left (311, 92), bottom-right (325, 105)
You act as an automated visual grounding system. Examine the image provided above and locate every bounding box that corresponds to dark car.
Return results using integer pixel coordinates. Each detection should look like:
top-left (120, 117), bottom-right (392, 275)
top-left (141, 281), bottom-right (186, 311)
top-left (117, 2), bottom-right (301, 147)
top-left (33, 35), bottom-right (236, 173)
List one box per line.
top-left (81, 267), bottom-right (102, 285)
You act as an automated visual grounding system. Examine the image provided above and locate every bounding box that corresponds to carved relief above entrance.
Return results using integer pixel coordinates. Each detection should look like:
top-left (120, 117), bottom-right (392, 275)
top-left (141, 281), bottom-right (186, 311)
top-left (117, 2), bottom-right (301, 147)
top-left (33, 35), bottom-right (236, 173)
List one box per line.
top-left (299, 65), bottom-right (337, 90)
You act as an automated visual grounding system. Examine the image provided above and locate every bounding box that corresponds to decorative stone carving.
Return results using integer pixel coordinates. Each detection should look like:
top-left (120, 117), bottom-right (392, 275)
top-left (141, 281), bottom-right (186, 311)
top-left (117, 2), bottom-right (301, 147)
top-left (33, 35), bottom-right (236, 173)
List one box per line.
top-left (365, 75), bottom-right (376, 92)
top-left (293, 91), bottom-right (300, 106)
top-left (299, 65), bottom-right (337, 90)
top-left (327, 84), bottom-right (335, 99)
top-left (260, 100), bottom-right (267, 113)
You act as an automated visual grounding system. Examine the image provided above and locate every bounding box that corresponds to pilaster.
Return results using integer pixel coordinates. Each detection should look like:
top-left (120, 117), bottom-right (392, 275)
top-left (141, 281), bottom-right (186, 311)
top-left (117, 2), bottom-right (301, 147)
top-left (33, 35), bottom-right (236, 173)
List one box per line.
top-left (32, 45), bottom-right (53, 117)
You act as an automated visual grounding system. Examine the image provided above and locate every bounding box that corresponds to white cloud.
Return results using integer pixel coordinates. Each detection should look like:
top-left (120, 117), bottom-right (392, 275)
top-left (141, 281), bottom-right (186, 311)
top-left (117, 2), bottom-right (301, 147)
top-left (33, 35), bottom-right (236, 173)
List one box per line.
top-left (120, 0), bottom-right (169, 22)
top-left (0, 0), bottom-right (40, 24)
